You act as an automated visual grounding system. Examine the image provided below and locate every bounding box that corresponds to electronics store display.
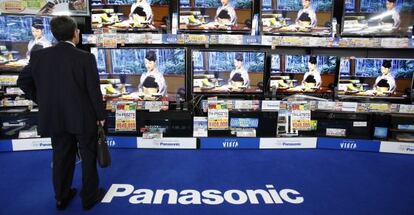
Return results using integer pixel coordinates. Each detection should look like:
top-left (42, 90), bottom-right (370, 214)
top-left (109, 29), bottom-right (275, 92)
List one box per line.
top-left (1, 0), bottom-right (414, 149)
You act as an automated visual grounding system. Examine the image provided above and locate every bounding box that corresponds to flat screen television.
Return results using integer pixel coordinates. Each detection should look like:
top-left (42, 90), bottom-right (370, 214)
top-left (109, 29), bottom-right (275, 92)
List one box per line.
top-left (261, 0), bottom-right (334, 36)
top-left (0, 15), bottom-right (54, 71)
top-left (192, 50), bottom-right (265, 94)
top-left (342, 0), bottom-right (414, 36)
top-left (179, 0), bottom-right (253, 33)
top-left (269, 54), bottom-right (337, 99)
top-left (91, 47), bottom-right (187, 102)
top-left (337, 57), bottom-right (414, 101)
top-left (91, 0), bottom-right (170, 32)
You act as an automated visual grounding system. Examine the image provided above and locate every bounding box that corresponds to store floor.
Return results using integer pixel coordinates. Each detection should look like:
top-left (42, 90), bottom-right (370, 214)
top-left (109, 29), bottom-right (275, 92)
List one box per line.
top-left (0, 149), bottom-right (414, 215)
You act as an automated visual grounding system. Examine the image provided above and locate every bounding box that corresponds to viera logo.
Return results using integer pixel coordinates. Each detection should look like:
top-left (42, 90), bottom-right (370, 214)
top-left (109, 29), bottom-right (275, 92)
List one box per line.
top-left (102, 184), bottom-right (304, 205)
top-left (222, 140), bottom-right (239, 148)
top-left (340, 142), bottom-right (357, 149)
top-left (106, 139), bottom-right (116, 147)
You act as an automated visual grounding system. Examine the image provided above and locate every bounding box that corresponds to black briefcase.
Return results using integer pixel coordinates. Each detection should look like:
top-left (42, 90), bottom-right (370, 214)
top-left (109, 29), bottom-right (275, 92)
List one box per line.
top-left (97, 124), bottom-right (111, 168)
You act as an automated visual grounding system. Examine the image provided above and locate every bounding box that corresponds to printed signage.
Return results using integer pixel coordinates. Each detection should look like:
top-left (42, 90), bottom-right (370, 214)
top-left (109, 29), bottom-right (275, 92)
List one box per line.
top-left (137, 138), bottom-right (197, 149)
top-left (0, 0), bottom-right (89, 16)
top-left (230, 118), bottom-right (259, 128)
top-left (115, 102), bottom-right (137, 132)
top-left (208, 100), bottom-right (228, 130)
top-left (380, 141), bottom-right (414, 155)
top-left (260, 138), bottom-right (317, 149)
top-left (193, 117), bottom-right (208, 137)
top-left (317, 138), bottom-right (380, 152)
top-left (200, 138), bottom-right (260, 149)
top-left (11, 138), bottom-right (52, 151)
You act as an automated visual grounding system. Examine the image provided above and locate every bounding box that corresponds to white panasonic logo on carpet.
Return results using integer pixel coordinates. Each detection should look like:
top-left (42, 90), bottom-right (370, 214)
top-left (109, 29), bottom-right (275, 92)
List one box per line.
top-left (102, 184), bottom-right (304, 205)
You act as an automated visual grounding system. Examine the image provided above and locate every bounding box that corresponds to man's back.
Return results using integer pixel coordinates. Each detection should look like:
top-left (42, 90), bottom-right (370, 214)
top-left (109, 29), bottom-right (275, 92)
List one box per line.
top-left (20, 42), bottom-right (105, 136)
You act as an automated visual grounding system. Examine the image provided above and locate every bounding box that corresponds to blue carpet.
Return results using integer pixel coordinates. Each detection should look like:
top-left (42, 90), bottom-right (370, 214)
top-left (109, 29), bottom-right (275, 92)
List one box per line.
top-left (0, 149), bottom-right (414, 215)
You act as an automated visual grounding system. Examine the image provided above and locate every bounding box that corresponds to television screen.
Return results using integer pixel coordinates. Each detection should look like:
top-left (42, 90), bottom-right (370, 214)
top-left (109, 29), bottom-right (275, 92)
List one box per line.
top-left (91, 48), bottom-right (186, 102)
top-left (342, 0), bottom-right (414, 36)
top-left (261, 0), bottom-right (333, 36)
top-left (192, 50), bottom-right (265, 93)
top-left (269, 54), bottom-right (336, 96)
top-left (179, 0), bottom-right (253, 32)
top-left (0, 15), bottom-right (54, 71)
top-left (91, 0), bottom-right (170, 32)
top-left (338, 57), bottom-right (414, 99)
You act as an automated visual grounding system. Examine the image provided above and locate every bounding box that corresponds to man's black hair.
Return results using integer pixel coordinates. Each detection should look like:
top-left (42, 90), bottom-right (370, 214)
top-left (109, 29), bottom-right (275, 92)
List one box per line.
top-left (50, 16), bottom-right (77, 42)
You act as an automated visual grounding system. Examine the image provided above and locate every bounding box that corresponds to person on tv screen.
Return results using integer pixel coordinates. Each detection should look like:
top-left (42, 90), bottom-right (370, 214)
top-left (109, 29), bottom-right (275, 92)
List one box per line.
top-left (227, 53), bottom-right (250, 89)
top-left (215, 0), bottom-right (237, 26)
top-left (138, 51), bottom-right (167, 96)
top-left (296, 0), bottom-right (317, 28)
top-left (129, 0), bottom-right (153, 24)
top-left (27, 19), bottom-right (52, 58)
top-left (373, 60), bottom-right (396, 94)
top-left (381, 0), bottom-right (400, 28)
top-left (302, 56), bottom-right (321, 89)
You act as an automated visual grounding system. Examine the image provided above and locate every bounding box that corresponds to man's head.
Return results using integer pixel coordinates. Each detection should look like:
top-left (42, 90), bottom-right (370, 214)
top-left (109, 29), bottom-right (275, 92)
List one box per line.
top-left (142, 76), bottom-right (159, 95)
top-left (308, 56), bottom-right (317, 71)
top-left (302, 0), bottom-right (311, 9)
top-left (381, 60), bottom-right (392, 75)
top-left (221, 0), bottom-right (229, 6)
top-left (31, 19), bottom-right (44, 40)
top-left (50, 16), bottom-right (79, 44)
top-left (145, 50), bottom-right (157, 72)
top-left (234, 53), bottom-right (244, 69)
top-left (386, 0), bottom-right (396, 10)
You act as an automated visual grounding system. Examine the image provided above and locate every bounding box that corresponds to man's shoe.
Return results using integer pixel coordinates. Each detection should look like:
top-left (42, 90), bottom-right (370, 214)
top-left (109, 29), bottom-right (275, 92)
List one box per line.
top-left (83, 188), bottom-right (106, 211)
top-left (56, 188), bottom-right (77, 210)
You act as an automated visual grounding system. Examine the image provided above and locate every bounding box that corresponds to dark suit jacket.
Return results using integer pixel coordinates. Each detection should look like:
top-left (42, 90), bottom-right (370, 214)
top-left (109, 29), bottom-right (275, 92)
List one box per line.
top-left (17, 42), bottom-right (106, 136)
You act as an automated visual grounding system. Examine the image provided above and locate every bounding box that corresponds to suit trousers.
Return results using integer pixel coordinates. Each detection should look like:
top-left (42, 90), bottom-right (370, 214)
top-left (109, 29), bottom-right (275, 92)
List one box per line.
top-left (51, 132), bottom-right (99, 205)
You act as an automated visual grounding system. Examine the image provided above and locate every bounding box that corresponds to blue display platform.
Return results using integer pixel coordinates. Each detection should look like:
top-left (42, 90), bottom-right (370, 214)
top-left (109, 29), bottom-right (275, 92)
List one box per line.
top-left (1, 136), bottom-right (413, 156)
top-left (0, 149), bottom-right (414, 214)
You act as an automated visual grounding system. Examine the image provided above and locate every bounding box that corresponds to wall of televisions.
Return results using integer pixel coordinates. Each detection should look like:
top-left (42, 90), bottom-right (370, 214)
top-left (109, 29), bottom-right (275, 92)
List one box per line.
top-left (0, 0), bottom-right (414, 151)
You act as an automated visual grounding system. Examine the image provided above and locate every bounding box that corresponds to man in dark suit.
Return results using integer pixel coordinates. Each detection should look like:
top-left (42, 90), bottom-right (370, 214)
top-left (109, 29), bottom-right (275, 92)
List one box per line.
top-left (17, 16), bottom-right (106, 211)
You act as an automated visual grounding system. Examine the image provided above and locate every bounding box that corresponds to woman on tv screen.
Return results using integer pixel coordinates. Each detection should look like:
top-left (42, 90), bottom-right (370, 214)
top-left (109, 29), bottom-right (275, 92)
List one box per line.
top-left (138, 50), bottom-right (167, 97)
top-left (296, 0), bottom-right (317, 27)
top-left (215, 0), bottom-right (237, 26)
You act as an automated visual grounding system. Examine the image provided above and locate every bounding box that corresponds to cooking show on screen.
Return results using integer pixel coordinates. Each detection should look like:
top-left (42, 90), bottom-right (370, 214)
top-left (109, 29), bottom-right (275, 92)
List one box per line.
top-left (179, 0), bottom-right (253, 32)
top-left (91, 0), bottom-right (170, 31)
top-left (270, 54), bottom-right (337, 95)
top-left (92, 48), bottom-right (186, 101)
top-left (192, 51), bottom-right (265, 93)
top-left (261, 0), bottom-right (333, 36)
top-left (338, 57), bottom-right (414, 98)
top-left (342, 0), bottom-right (414, 36)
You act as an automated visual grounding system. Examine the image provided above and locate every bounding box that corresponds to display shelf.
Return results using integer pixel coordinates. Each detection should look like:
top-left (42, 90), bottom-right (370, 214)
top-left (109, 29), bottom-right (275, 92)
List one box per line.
top-left (82, 33), bottom-right (414, 49)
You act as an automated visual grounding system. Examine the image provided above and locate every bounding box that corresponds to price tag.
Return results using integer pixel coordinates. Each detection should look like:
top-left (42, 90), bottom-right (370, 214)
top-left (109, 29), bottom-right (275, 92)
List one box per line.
top-left (145, 101), bottom-right (163, 112)
top-left (234, 100), bottom-right (253, 110)
top-left (261, 100), bottom-right (280, 111)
